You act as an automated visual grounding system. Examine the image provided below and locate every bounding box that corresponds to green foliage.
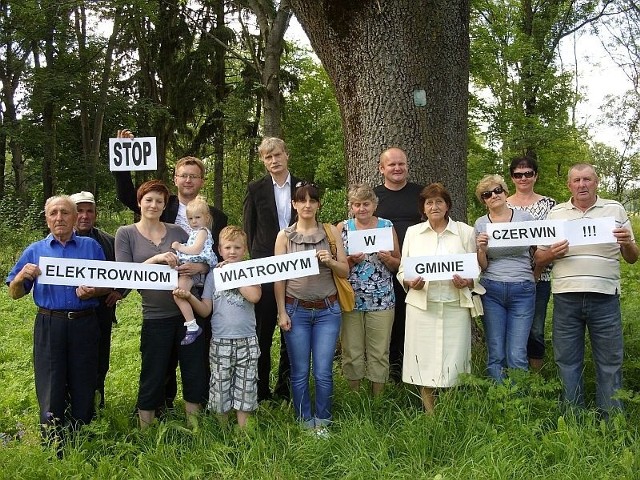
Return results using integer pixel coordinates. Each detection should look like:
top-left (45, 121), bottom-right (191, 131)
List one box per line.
top-left (283, 52), bottom-right (346, 192)
top-left (469, 0), bottom-right (599, 204)
top-left (2, 239), bottom-right (640, 476)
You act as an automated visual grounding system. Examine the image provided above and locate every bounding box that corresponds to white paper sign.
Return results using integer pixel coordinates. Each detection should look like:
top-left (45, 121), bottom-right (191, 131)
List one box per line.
top-left (109, 137), bottom-right (158, 171)
top-left (38, 257), bottom-right (178, 290)
top-left (487, 220), bottom-right (566, 247)
top-left (213, 250), bottom-right (319, 291)
top-left (486, 217), bottom-right (618, 247)
top-left (564, 217), bottom-right (617, 246)
top-left (402, 253), bottom-right (480, 282)
top-left (346, 227), bottom-right (394, 254)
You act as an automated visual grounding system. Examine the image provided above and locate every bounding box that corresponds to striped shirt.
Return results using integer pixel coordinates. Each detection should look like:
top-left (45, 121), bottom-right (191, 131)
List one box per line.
top-left (543, 196), bottom-right (633, 295)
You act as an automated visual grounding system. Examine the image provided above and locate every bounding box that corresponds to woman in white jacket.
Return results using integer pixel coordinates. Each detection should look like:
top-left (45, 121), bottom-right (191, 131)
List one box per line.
top-left (397, 183), bottom-right (481, 412)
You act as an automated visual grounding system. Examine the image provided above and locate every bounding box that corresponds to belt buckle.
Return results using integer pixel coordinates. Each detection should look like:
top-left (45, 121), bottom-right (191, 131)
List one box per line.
top-left (66, 311), bottom-right (76, 320)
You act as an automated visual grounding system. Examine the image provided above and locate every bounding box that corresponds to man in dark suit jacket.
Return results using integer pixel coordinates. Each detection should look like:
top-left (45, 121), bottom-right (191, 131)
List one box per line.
top-left (243, 137), bottom-right (300, 402)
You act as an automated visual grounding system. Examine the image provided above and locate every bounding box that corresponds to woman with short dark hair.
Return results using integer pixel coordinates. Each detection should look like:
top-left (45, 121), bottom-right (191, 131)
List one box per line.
top-left (398, 183), bottom-right (479, 412)
top-left (507, 156), bottom-right (556, 371)
top-left (115, 180), bottom-right (207, 428)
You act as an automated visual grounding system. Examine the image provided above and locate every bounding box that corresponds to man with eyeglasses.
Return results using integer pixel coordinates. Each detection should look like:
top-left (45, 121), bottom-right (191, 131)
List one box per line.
top-left (114, 130), bottom-right (228, 243)
top-left (535, 163), bottom-right (638, 416)
top-left (113, 129), bottom-right (228, 413)
top-left (244, 137), bottom-right (301, 402)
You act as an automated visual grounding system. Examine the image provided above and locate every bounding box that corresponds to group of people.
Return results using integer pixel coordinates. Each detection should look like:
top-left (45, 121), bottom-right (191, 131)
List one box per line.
top-left (6, 136), bottom-right (638, 446)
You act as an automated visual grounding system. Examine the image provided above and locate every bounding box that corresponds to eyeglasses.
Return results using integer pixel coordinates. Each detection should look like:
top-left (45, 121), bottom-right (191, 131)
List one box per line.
top-left (511, 170), bottom-right (535, 179)
top-left (480, 186), bottom-right (505, 200)
top-left (295, 181), bottom-right (318, 189)
top-left (175, 174), bottom-right (202, 180)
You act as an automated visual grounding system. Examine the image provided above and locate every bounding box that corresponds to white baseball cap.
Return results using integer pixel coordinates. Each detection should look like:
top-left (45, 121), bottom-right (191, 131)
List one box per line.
top-left (70, 191), bottom-right (95, 204)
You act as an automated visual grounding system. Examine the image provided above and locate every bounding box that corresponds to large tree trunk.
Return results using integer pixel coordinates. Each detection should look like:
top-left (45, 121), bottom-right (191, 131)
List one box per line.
top-left (289, 0), bottom-right (470, 219)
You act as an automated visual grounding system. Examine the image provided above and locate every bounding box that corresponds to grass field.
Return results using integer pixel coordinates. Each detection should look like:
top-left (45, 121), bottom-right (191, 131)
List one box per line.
top-left (1, 226), bottom-right (640, 478)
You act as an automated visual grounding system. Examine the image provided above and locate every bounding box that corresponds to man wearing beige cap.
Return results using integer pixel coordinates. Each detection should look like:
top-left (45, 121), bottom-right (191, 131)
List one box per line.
top-left (70, 191), bottom-right (127, 408)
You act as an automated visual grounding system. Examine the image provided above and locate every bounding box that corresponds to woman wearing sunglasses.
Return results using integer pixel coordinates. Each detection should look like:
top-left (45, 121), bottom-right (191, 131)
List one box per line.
top-left (506, 157), bottom-right (556, 372)
top-left (274, 182), bottom-right (349, 434)
top-left (474, 175), bottom-right (536, 382)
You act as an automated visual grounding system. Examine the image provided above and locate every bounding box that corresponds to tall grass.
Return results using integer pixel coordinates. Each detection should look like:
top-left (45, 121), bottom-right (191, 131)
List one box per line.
top-left (1, 222), bottom-right (640, 478)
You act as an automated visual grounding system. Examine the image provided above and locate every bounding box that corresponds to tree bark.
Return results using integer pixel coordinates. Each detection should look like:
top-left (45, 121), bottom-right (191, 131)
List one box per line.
top-left (240, 0), bottom-right (293, 138)
top-left (289, 0), bottom-right (470, 219)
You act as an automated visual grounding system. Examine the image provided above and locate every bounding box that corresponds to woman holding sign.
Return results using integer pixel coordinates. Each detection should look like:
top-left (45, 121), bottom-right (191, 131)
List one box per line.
top-left (475, 174), bottom-right (535, 382)
top-left (338, 184), bottom-right (400, 396)
top-left (115, 180), bottom-right (207, 429)
top-left (506, 156), bottom-right (556, 371)
top-left (274, 182), bottom-right (349, 434)
top-left (397, 183), bottom-right (479, 413)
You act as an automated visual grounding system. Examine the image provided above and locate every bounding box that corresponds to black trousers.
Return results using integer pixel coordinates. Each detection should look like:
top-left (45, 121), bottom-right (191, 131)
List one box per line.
top-left (95, 305), bottom-right (115, 405)
top-left (388, 278), bottom-right (407, 381)
top-left (33, 311), bottom-right (99, 433)
top-left (163, 313), bottom-right (210, 409)
top-left (255, 282), bottom-right (290, 401)
top-left (138, 315), bottom-right (207, 410)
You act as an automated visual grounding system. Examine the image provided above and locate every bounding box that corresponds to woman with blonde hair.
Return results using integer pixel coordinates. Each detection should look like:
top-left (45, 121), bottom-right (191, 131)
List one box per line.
top-left (474, 174), bottom-right (536, 382)
top-left (338, 184), bottom-right (400, 396)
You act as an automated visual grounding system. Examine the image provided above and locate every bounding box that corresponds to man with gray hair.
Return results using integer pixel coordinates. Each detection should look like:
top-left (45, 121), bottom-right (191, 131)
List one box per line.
top-left (6, 195), bottom-right (107, 445)
top-left (535, 163), bottom-right (638, 414)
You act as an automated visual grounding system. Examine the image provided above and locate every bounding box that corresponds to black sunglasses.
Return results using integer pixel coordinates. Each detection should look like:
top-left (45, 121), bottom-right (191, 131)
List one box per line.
top-left (295, 181), bottom-right (318, 189)
top-left (480, 185), bottom-right (505, 200)
top-left (511, 170), bottom-right (535, 179)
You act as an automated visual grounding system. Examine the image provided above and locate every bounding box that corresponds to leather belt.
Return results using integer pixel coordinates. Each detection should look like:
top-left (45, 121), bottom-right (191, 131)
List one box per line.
top-left (285, 294), bottom-right (338, 309)
top-left (38, 307), bottom-right (95, 320)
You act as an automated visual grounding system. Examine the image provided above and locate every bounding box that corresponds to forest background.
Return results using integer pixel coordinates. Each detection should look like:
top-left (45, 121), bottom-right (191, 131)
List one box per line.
top-left (3, 0), bottom-right (640, 239)
top-left (2, 0), bottom-right (640, 477)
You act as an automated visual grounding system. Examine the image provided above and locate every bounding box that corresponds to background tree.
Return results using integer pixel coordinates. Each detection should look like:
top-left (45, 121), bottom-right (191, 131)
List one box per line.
top-left (469, 0), bottom-right (616, 202)
top-left (288, 0), bottom-right (471, 220)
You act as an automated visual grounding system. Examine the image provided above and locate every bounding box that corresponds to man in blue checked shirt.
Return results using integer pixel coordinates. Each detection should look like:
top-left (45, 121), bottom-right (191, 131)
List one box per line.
top-left (6, 195), bottom-right (108, 445)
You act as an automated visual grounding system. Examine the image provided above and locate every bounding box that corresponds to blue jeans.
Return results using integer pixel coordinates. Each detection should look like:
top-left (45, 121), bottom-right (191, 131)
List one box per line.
top-left (480, 278), bottom-right (535, 381)
top-left (552, 292), bottom-right (623, 412)
top-left (284, 299), bottom-right (341, 427)
top-left (527, 280), bottom-right (551, 360)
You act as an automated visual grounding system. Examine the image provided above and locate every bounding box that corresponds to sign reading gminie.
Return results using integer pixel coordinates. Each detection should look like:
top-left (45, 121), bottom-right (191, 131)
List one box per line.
top-left (402, 253), bottom-right (480, 282)
top-left (486, 217), bottom-right (617, 248)
top-left (109, 137), bottom-right (157, 171)
top-left (213, 250), bottom-right (319, 291)
top-left (37, 257), bottom-right (178, 290)
top-left (346, 227), bottom-right (394, 254)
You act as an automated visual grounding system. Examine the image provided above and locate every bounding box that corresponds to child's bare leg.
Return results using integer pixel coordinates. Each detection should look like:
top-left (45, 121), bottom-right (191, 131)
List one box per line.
top-left (175, 276), bottom-right (195, 322)
top-left (236, 410), bottom-right (251, 428)
top-left (175, 276), bottom-right (202, 346)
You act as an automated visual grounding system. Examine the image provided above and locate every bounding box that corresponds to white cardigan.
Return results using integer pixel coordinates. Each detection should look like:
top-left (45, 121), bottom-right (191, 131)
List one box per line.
top-left (397, 219), bottom-right (484, 312)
